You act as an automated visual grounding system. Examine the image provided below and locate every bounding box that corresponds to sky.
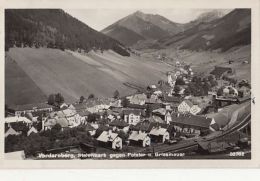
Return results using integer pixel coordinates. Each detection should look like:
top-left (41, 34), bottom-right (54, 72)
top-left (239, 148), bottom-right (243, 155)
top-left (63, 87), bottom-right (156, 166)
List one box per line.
top-left (65, 9), bottom-right (232, 31)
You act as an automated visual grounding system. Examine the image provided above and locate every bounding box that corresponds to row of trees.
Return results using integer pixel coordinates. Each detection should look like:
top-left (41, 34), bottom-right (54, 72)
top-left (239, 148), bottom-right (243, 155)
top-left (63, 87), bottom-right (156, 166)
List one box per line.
top-left (78, 90), bottom-right (120, 103)
top-left (5, 123), bottom-right (94, 156)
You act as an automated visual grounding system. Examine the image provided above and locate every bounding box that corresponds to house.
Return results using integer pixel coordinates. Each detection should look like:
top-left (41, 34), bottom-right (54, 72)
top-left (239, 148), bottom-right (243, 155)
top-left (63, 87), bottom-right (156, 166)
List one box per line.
top-left (190, 104), bottom-right (202, 115)
top-left (130, 120), bottom-right (156, 133)
top-left (128, 131), bottom-right (151, 147)
top-left (85, 98), bottom-right (111, 113)
top-left (96, 130), bottom-right (122, 150)
top-left (56, 118), bottom-right (70, 130)
top-left (163, 96), bottom-right (182, 109)
top-left (126, 93), bottom-right (147, 105)
top-left (123, 109), bottom-right (142, 125)
top-left (7, 103), bottom-right (53, 117)
top-left (171, 113), bottom-right (213, 136)
top-left (27, 126), bottom-right (38, 136)
top-left (178, 100), bottom-right (193, 113)
top-left (84, 124), bottom-right (96, 136)
top-left (5, 127), bottom-right (20, 137)
top-left (5, 116), bottom-right (32, 125)
top-left (152, 108), bottom-right (172, 124)
top-left (238, 86), bottom-right (251, 98)
top-left (59, 102), bottom-right (68, 109)
top-left (149, 126), bottom-right (170, 143)
top-left (109, 119), bottom-right (129, 133)
top-left (210, 66), bottom-right (232, 79)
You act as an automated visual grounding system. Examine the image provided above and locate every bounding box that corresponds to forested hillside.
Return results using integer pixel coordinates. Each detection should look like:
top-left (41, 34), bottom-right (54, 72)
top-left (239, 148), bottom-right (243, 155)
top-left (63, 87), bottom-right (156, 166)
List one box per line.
top-left (5, 9), bottom-right (130, 56)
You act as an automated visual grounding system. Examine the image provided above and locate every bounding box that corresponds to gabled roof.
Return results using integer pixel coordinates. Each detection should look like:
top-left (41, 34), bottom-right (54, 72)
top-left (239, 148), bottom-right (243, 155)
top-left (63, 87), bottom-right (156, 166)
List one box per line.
top-left (56, 118), bottom-right (69, 128)
top-left (78, 110), bottom-right (91, 117)
top-left (97, 131), bottom-right (119, 142)
top-left (164, 96), bottom-right (182, 103)
top-left (171, 113), bottom-right (212, 129)
top-left (182, 100), bottom-right (193, 107)
top-left (130, 121), bottom-right (154, 132)
top-left (152, 108), bottom-right (167, 115)
top-left (5, 127), bottom-right (20, 136)
top-left (149, 127), bottom-right (168, 136)
top-left (27, 126), bottom-right (38, 135)
top-left (85, 98), bottom-right (112, 108)
top-left (73, 103), bottom-right (87, 111)
top-left (8, 103), bottom-right (53, 111)
top-left (5, 116), bottom-right (32, 124)
top-left (129, 131), bottom-right (149, 141)
top-left (123, 109), bottom-right (142, 115)
top-left (126, 103), bottom-right (147, 109)
top-left (84, 124), bottom-right (95, 131)
top-left (109, 119), bottom-right (129, 127)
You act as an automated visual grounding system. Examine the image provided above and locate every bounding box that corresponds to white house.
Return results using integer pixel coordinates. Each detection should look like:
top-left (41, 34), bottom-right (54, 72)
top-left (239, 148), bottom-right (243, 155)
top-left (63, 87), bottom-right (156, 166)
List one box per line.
top-left (97, 130), bottom-right (122, 150)
top-left (190, 105), bottom-right (202, 115)
top-left (126, 93), bottom-right (147, 105)
top-left (123, 109), bottom-right (141, 125)
top-left (178, 100), bottom-right (193, 113)
top-left (128, 131), bottom-right (151, 147)
top-left (149, 127), bottom-right (170, 143)
top-left (5, 116), bottom-right (32, 125)
top-left (152, 108), bottom-right (172, 124)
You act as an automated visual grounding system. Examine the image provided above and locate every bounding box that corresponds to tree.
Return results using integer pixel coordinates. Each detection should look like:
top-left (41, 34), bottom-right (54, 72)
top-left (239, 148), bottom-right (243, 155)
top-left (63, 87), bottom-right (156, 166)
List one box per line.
top-left (184, 88), bottom-right (191, 96)
top-left (79, 96), bottom-right (85, 103)
top-left (121, 97), bottom-right (129, 107)
top-left (48, 94), bottom-right (55, 105)
top-left (87, 113), bottom-right (98, 123)
top-left (174, 85), bottom-right (181, 95)
top-left (175, 77), bottom-right (185, 85)
top-left (88, 94), bottom-right (95, 99)
top-left (51, 124), bottom-right (62, 133)
top-left (217, 88), bottom-right (223, 96)
top-left (55, 93), bottom-right (64, 105)
top-left (113, 90), bottom-right (120, 99)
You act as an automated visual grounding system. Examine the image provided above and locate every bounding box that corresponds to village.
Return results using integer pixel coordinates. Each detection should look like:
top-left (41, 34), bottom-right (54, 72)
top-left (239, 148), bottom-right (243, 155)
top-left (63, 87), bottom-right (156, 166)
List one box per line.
top-left (4, 61), bottom-right (251, 160)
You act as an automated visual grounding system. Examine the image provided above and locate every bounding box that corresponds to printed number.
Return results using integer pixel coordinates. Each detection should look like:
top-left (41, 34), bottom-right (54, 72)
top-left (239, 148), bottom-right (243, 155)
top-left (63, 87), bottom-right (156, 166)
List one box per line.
top-left (229, 152), bottom-right (245, 156)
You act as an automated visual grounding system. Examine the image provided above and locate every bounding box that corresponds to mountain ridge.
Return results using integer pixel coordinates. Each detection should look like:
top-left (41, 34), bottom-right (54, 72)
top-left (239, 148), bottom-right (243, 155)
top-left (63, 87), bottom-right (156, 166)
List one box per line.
top-left (5, 9), bottom-right (130, 56)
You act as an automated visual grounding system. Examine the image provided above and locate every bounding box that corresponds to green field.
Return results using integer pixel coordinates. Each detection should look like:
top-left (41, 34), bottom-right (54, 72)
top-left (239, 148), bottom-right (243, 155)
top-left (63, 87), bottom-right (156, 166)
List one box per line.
top-left (6, 48), bottom-right (172, 104)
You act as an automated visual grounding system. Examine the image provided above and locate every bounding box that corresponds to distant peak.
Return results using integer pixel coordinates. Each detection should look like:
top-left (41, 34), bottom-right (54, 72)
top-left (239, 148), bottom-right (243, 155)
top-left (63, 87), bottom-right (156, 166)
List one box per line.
top-left (133, 10), bottom-right (145, 16)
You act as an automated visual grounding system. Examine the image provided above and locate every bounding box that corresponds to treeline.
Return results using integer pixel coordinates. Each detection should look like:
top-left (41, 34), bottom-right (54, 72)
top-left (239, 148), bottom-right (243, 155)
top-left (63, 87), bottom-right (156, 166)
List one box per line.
top-left (5, 9), bottom-right (130, 56)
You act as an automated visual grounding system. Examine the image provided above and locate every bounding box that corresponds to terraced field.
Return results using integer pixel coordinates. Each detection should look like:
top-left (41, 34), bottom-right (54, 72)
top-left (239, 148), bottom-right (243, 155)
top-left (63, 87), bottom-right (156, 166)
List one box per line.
top-left (6, 48), bottom-right (172, 104)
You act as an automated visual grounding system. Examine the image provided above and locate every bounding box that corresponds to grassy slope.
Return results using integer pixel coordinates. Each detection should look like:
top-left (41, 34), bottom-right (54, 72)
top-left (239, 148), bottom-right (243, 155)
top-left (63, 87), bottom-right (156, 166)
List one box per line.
top-left (6, 48), bottom-right (172, 104)
top-left (141, 45), bottom-right (251, 81)
top-left (5, 55), bottom-right (47, 105)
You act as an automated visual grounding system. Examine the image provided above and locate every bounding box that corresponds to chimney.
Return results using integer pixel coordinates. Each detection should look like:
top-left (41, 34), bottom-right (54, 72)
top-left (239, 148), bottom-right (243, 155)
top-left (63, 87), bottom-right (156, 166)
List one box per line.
top-left (41, 120), bottom-right (45, 132)
top-left (108, 129), bottom-right (112, 135)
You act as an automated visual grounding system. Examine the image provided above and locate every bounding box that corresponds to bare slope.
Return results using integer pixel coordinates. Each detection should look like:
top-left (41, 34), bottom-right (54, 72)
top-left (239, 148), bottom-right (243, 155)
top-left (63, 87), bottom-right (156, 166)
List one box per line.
top-left (7, 48), bottom-right (172, 104)
top-left (5, 55), bottom-right (47, 105)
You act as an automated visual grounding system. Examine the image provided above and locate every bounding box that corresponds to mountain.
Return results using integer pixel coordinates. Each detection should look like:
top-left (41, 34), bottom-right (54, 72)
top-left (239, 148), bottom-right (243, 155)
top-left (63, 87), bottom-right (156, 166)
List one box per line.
top-left (158, 9), bottom-right (251, 52)
top-left (101, 11), bottom-right (183, 46)
top-left (5, 9), bottom-right (130, 56)
top-left (183, 10), bottom-right (229, 30)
